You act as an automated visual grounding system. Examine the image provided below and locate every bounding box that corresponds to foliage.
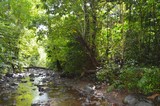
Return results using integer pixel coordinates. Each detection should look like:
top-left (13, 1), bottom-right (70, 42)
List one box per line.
top-left (109, 66), bottom-right (160, 94)
top-left (0, 0), bottom-right (160, 94)
top-left (0, 0), bottom-right (46, 73)
top-left (42, 0), bottom-right (104, 72)
top-left (64, 41), bottom-right (89, 74)
top-left (96, 61), bottom-right (120, 82)
top-left (18, 29), bottom-right (39, 67)
top-left (137, 67), bottom-right (160, 94)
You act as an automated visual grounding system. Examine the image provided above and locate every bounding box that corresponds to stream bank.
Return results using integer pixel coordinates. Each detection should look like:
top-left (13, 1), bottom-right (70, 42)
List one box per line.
top-left (0, 67), bottom-right (159, 106)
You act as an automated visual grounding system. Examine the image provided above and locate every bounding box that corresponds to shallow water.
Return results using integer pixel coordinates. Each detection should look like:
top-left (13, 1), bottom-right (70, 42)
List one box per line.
top-left (0, 69), bottom-right (108, 106)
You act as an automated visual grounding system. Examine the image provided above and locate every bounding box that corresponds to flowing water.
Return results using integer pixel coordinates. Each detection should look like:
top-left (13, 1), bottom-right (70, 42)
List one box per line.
top-left (0, 68), bottom-right (108, 106)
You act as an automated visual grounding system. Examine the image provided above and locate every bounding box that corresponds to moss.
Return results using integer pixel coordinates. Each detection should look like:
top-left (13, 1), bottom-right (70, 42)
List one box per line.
top-left (15, 77), bottom-right (35, 106)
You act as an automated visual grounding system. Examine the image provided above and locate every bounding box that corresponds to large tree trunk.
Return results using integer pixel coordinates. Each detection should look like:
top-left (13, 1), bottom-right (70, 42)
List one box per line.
top-left (75, 0), bottom-right (99, 70)
top-left (75, 35), bottom-right (99, 69)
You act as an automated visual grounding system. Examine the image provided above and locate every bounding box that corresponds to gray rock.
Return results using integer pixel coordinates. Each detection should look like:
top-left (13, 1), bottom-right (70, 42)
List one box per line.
top-left (5, 73), bottom-right (13, 78)
top-left (123, 94), bottom-right (154, 106)
top-left (135, 101), bottom-right (154, 106)
top-left (31, 103), bottom-right (40, 106)
top-left (29, 73), bottom-right (35, 78)
top-left (30, 78), bottom-right (34, 82)
top-left (83, 84), bottom-right (95, 94)
top-left (123, 94), bottom-right (139, 105)
top-left (11, 82), bottom-right (19, 86)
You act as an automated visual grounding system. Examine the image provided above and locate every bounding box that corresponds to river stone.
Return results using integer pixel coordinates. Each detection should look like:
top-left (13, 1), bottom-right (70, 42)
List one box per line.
top-left (123, 94), bottom-right (139, 105)
top-left (2, 96), bottom-right (9, 101)
top-left (83, 84), bottom-right (95, 95)
top-left (5, 73), bottom-right (13, 78)
top-left (0, 79), bottom-right (5, 85)
top-left (31, 103), bottom-right (40, 106)
top-left (29, 73), bottom-right (35, 78)
top-left (135, 101), bottom-right (154, 106)
top-left (21, 80), bottom-right (27, 83)
top-left (30, 78), bottom-right (34, 82)
top-left (123, 94), bottom-right (154, 106)
top-left (11, 82), bottom-right (19, 86)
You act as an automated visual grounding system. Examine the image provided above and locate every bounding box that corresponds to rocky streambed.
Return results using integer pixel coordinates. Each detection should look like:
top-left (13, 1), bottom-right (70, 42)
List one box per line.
top-left (0, 68), bottom-right (108, 106)
top-left (0, 67), bottom-right (160, 106)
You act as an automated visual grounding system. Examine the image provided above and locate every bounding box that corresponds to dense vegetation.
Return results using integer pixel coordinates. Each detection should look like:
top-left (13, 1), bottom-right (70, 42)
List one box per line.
top-left (0, 0), bottom-right (160, 94)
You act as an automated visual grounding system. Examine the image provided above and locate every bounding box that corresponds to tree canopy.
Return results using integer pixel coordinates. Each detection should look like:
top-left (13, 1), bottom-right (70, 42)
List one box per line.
top-left (0, 0), bottom-right (160, 94)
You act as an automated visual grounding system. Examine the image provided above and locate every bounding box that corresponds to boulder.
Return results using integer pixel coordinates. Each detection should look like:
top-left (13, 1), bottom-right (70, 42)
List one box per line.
top-left (123, 94), bottom-right (154, 106)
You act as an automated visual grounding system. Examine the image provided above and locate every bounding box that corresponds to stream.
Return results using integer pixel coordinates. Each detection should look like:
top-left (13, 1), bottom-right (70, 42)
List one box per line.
top-left (0, 68), bottom-right (108, 106)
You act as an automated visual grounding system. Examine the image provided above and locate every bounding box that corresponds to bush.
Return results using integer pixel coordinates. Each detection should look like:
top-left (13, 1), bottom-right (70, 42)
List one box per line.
top-left (137, 67), bottom-right (160, 94)
top-left (118, 67), bottom-right (160, 94)
top-left (64, 41), bottom-right (90, 76)
top-left (97, 65), bottom-right (160, 94)
top-left (96, 61), bottom-right (121, 82)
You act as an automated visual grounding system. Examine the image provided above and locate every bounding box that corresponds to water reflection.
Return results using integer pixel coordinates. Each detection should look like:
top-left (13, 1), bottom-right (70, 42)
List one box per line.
top-left (32, 93), bottom-right (49, 104)
top-left (0, 71), bottom-right (108, 106)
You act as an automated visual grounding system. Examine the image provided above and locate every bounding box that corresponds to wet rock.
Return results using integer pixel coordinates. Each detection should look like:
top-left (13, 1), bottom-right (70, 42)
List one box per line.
top-left (30, 78), bottom-right (34, 82)
top-left (39, 73), bottom-right (43, 76)
top-left (0, 74), bottom-right (4, 79)
top-left (29, 73), bottom-right (35, 78)
top-left (42, 78), bottom-right (48, 83)
top-left (83, 84), bottom-right (95, 95)
top-left (82, 101), bottom-right (101, 106)
top-left (9, 86), bottom-right (18, 90)
top-left (31, 103), bottom-right (40, 106)
top-left (135, 101), bottom-right (154, 106)
top-left (34, 74), bottom-right (40, 77)
top-left (21, 80), bottom-right (27, 83)
top-left (123, 94), bottom-right (154, 106)
top-left (11, 82), bottom-right (19, 86)
top-left (123, 94), bottom-right (139, 105)
top-left (95, 85), bottom-right (101, 89)
top-left (46, 72), bottom-right (50, 76)
top-left (18, 74), bottom-right (24, 79)
top-left (32, 88), bottom-right (36, 91)
top-left (5, 73), bottom-right (13, 78)
top-left (2, 96), bottom-right (9, 101)
top-left (94, 92), bottom-right (105, 100)
top-left (38, 87), bottom-right (45, 92)
top-left (0, 79), bottom-right (5, 85)
top-left (39, 87), bottom-right (50, 92)
top-left (39, 92), bottom-right (44, 96)
top-left (13, 73), bottom-right (23, 78)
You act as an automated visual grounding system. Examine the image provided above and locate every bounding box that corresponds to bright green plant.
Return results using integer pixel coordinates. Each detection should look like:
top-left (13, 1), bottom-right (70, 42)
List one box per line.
top-left (113, 67), bottom-right (160, 94)
top-left (137, 67), bottom-right (160, 94)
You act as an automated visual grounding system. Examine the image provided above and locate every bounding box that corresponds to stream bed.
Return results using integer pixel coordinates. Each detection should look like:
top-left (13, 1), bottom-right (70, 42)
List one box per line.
top-left (0, 68), bottom-right (109, 106)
